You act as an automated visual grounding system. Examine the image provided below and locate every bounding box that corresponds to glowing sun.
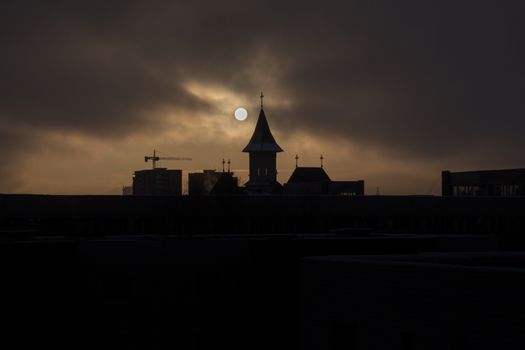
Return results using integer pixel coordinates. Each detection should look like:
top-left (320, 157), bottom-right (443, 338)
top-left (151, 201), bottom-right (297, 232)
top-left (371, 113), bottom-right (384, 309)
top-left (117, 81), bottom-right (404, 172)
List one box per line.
top-left (234, 107), bottom-right (248, 121)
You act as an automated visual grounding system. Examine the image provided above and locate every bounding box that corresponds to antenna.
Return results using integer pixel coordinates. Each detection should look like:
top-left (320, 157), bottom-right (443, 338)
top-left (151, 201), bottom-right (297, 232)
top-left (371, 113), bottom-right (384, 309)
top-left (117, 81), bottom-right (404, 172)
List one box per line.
top-left (295, 154), bottom-right (299, 168)
top-left (222, 159), bottom-right (225, 172)
top-left (320, 154), bottom-right (324, 168)
top-left (227, 159), bottom-right (231, 173)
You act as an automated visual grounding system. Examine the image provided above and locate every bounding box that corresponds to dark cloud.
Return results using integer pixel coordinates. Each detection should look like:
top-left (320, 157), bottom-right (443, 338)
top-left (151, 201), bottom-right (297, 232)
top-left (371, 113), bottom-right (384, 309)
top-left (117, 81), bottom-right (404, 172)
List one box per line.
top-left (269, 1), bottom-right (525, 159)
top-left (1, 0), bottom-right (524, 191)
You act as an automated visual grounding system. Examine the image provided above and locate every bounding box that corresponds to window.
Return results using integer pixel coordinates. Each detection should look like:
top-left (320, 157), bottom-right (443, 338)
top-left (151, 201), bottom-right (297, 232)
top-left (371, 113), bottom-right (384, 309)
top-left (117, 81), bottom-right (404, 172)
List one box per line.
top-left (453, 185), bottom-right (481, 196)
top-left (502, 184), bottom-right (519, 197)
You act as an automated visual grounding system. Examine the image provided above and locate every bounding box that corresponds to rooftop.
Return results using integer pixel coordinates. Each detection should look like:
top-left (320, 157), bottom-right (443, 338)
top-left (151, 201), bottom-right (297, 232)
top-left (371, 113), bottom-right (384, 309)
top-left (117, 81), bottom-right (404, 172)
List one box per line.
top-left (288, 167), bottom-right (331, 183)
top-left (242, 109), bottom-right (283, 153)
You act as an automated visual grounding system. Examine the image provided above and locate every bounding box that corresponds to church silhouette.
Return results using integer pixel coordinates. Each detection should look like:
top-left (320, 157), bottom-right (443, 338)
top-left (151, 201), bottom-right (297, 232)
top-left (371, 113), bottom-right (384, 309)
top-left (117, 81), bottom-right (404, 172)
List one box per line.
top-left (243, 93), bottom-right (284, 193)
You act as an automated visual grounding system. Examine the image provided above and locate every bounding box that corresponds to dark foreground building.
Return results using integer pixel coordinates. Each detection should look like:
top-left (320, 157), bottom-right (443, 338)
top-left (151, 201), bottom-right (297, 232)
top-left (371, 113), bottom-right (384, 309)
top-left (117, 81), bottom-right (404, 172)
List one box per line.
top-left (301, 253), bottom-right (525, 349)
top-left (1, 193), bottom-right (525, 349)
top-left (442, 168), bottom-right (525, 197)
top-left (132, 168), bottom-right (182, 196)
top-left (2, 194), bottom-right (525, 240)
top-left (0, 233), bottom-right (498, 350)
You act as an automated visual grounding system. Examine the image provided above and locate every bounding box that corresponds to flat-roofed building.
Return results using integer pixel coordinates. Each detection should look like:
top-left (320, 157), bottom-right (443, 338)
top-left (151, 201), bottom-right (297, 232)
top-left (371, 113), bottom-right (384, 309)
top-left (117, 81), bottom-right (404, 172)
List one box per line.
top-left (132, 168), bottom-right (182, 196)
top-left (442, 168), bottom-right (525, 197)
top-left (300, 253), bottom-right (525, 350)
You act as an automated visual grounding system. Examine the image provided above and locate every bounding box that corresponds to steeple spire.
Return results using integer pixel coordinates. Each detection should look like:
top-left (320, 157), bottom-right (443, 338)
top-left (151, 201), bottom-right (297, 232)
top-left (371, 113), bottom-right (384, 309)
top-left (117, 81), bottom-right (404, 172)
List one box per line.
top-left (242, 101), bottom-right (283, 153)
top-left (243, 93), bottom-right (284, 193)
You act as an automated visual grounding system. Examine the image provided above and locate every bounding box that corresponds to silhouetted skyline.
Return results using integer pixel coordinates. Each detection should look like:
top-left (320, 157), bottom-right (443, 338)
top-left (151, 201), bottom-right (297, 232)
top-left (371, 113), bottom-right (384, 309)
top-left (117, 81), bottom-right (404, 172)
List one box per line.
top-left (1, 1), bottom-right (524, 195)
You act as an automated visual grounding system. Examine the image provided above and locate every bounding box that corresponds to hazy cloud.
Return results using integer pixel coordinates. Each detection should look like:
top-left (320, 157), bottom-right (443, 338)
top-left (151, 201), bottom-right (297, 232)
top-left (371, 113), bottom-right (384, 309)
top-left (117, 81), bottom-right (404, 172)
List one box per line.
top-left (1, 0), bottom-right (524, 192)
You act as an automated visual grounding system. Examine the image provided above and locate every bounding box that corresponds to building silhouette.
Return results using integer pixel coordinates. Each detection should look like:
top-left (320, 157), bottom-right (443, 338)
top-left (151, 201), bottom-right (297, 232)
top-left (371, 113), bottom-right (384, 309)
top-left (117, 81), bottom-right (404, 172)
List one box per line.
top-left (188, 170), bottom-right (221, 195)
top-left (242, 94), bottom-right (283, 193)
top-left (210, 171), bottom-right (242, 195)
top-left (132, 168), bottom-right (182, 196)
top-left (284, 166), bottom-right (364, 195)
top-left (301, 253), bottom-right (525, 350)
top-left (2, 189), bottom-right (525, 349)
top-left (189, 169), bottom-right (241, 195)
top-left (442, 168), bottom-right (525, 197)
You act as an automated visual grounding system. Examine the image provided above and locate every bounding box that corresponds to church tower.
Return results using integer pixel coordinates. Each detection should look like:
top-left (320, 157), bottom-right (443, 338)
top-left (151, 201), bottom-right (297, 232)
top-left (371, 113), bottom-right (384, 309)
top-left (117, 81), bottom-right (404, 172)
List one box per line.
top-left (242, 93), bottom-right (284, 193)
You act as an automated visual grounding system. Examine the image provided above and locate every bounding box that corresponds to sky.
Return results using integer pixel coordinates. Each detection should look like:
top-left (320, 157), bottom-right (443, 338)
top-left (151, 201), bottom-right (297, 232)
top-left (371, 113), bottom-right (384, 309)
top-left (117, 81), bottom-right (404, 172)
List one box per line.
top-left (1, 1), bottom-right (524, 195)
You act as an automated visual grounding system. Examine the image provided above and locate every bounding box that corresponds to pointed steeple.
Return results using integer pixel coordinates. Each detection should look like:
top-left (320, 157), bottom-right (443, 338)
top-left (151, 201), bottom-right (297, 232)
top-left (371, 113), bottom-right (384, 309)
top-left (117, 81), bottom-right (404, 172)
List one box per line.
top-left (243, 94), bottom-right (284, 194)
top-left (242, 108), bottom-right (283, 152)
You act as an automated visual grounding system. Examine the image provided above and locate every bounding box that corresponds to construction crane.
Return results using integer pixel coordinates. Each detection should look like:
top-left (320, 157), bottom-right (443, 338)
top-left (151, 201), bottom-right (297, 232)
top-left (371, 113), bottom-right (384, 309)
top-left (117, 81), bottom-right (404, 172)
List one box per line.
top-left (144, 149), bottom-right (192, 169)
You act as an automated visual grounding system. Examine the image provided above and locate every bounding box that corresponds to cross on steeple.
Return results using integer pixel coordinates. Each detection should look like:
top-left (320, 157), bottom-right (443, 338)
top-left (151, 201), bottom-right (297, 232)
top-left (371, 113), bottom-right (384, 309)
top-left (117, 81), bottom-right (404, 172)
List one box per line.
top-left (320, 154), bottom-right (324, 168)
top-left (295, 154), bottom-right (299, 168)
top-left (260, 91), bottom-right (264, 109)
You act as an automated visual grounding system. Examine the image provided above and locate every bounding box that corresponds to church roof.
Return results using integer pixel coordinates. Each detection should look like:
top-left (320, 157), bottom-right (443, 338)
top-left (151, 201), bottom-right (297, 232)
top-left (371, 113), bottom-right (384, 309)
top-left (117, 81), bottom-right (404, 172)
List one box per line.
top-left (242, 109), bottom-right (283, 152)
top-left (210, 172), bottom-right (243, 195)
top-left (287, 167), bottom-right (331, 183)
